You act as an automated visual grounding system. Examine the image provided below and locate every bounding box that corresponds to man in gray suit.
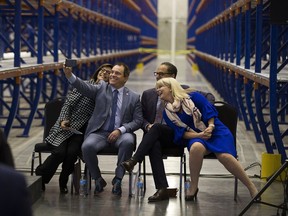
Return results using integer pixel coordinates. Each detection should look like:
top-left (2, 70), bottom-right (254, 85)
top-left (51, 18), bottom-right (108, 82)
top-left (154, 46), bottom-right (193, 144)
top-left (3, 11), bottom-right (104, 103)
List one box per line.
top-left (64, 62), bottom-right (143, 196)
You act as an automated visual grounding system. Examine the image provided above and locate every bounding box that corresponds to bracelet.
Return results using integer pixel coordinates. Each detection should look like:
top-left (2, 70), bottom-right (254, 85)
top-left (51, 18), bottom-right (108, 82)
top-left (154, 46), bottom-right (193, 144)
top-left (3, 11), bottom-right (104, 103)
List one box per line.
top-left (208, 124), bottom-right (215, 129)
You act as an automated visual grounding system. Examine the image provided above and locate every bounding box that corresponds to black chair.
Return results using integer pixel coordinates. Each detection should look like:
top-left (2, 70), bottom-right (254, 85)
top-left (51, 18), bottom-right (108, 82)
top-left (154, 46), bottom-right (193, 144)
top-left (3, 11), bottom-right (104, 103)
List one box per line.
top-left (206, 101), bottom-right (239, 201)
top-left (30, 97), bottom-right (65, 176)
top-left (84, 133), bottom-right (137, 197)
top-left (140, 139), bottom-right (187, 198)
top-left (31, 97), bottom-right (82, 193)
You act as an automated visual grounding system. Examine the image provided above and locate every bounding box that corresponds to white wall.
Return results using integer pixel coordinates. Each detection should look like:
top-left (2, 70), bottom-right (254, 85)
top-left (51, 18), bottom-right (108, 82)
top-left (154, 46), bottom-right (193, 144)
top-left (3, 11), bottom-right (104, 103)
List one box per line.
top-left (157, 0), bottom-right (188, 58)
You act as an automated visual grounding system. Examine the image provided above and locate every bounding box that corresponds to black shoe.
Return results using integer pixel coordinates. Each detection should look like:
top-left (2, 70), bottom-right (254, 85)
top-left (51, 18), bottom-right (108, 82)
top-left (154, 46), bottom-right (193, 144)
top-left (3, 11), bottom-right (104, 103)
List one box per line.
top-left (121, 158), bottom-right (137, 173)
top-left (94, 177), bottom-right (107, 195)
top-left (60, 186), bottom-right (68, 194)
top-left (148, 188), bottom-right (169, 202)
top-left (112, 177), bottom-right (122, 196)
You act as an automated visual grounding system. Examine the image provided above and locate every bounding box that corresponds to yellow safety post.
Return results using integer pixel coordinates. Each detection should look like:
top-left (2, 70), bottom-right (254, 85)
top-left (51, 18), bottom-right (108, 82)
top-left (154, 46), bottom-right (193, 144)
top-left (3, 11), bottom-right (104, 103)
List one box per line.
top-left (261, 152), bottom-right (285, 181)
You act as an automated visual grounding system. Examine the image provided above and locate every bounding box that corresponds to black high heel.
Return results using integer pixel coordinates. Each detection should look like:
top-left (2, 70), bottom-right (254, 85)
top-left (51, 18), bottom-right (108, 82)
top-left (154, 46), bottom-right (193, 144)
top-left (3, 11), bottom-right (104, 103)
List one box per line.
top-left (185, 188), bottom-right (199, 201)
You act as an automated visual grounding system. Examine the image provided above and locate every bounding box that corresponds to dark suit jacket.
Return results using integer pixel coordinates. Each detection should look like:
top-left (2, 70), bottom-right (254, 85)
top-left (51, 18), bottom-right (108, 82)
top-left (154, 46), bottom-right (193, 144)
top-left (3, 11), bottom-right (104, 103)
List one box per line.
top-left (0, 164), bottom-right (32, 216)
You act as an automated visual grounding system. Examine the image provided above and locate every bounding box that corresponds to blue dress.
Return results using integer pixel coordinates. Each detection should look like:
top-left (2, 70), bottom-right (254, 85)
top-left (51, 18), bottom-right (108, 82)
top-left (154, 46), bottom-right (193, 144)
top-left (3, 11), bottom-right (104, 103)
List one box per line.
top-left (163, 92), bottom-right (237, 157)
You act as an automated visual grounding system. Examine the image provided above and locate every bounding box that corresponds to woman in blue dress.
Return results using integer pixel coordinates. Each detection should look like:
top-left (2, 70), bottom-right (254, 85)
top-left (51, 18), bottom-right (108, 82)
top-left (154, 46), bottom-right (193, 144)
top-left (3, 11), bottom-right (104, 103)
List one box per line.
top-left (156, 77), bottom-right (258, 201)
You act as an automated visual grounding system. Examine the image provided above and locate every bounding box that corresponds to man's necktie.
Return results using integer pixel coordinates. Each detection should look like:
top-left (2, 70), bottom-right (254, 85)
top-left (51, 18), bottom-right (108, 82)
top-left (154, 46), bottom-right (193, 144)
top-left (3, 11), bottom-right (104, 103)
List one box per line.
top-left (108, 90), bottom-right (118, 132)
top-left (154, 98), bottom-right (165, 123)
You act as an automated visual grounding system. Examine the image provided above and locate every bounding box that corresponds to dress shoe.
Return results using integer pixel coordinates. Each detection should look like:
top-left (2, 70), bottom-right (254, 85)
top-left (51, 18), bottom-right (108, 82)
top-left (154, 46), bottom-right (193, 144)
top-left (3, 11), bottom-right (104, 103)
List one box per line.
top-left (185, 188), bottom-right (198, 201)
top-left (148, 188), bottom-right (169, 202)
top-left (94, 177), bottom-right (107, 195)
top-left (112, 177), bottom-right (122, 196)
top-left (121, 157), bottom-right (137, 173)
top-left (60, 186), bottom-right (68, 194)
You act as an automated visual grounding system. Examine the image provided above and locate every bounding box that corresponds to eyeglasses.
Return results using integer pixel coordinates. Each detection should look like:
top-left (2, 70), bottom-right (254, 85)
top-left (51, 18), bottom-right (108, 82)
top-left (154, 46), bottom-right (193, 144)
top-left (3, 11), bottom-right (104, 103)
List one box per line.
top-left (153, 72), bottom-right (172, 76)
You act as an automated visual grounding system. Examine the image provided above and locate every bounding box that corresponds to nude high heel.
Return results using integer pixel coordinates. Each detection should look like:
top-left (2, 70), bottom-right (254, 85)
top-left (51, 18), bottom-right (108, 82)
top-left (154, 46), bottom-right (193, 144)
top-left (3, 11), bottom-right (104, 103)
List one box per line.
top-left (185, 188), bottom-right (199, 201)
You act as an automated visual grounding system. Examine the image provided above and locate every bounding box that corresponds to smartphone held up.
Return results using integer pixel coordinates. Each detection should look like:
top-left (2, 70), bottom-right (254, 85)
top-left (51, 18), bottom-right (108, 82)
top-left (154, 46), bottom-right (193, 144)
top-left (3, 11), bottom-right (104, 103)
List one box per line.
top-left (65, 59), bottom-right (77, 68)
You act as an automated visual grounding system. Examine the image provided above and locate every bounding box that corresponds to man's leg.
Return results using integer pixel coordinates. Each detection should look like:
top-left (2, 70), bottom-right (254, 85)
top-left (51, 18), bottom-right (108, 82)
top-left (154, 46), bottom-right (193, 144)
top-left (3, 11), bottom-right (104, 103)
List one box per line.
top-left (81, 133), bottom-right (108, 180)
top-left (152, 124), bottom-right (177, 188)
top-left (111, 133), bottom-right (134, 196)
top-left (133, 123), bottom-right (165, 162)
top-left (113, 133), bottom-right (135, 179)
top-left (149, 140), bottom-right (169, 190)
top-left (147, 124), bottom-right (175, 202)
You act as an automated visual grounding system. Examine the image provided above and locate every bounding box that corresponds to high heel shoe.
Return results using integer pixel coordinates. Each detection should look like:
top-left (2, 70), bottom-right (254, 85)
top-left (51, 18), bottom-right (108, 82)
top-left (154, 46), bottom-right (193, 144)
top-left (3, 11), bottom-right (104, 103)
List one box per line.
top-left (185, 188), bottom-right (199, 201)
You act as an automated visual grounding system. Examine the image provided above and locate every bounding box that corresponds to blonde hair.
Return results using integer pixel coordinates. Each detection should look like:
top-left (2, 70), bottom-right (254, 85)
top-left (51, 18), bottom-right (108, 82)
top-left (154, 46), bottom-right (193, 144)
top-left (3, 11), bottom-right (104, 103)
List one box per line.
top-left (156, 78), bottom-right (194, 101)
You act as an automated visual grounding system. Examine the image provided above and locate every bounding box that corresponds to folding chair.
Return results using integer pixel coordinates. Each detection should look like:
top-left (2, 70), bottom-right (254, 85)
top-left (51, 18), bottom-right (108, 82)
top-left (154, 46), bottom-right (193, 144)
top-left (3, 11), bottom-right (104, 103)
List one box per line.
top-left (30, 97), bottom-right (65, 176)
top-left (30, 97), bottom-right (81, 193)
top-left (207, 101), bottom-right (239, 201)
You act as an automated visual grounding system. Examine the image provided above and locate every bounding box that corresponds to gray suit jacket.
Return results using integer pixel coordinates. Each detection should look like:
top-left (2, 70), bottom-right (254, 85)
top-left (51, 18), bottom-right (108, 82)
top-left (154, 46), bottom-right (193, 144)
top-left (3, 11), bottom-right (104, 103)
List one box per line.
top-left (71, 78), bottom-right (143, 138)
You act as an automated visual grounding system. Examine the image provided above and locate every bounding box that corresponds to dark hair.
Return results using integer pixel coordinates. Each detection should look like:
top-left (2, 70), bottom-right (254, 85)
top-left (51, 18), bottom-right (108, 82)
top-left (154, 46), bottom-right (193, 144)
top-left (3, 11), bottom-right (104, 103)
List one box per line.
top-left (90, 63), bottom-right (113, 81)
top-left (161, 62), bottom-right (178, 77)
top-left (114, 62), bottom-right (130, 77)
top-left (0, 129), bottom-right (15, 168)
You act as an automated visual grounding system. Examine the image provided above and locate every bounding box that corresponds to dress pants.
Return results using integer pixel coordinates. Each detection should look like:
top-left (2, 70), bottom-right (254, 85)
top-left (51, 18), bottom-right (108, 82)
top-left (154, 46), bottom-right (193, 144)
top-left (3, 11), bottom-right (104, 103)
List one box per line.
top-left (81, 131), bottom-right (135, 180)
top-left (36, 134), bottom-right (83, 187)
top-left (133, 123), bottom-right (175, 189)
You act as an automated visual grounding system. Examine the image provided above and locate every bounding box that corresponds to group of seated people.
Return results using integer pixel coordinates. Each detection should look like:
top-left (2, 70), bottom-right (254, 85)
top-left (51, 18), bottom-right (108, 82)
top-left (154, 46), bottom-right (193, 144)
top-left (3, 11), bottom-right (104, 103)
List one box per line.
top-left (36, 61), bottom-right (258, 202)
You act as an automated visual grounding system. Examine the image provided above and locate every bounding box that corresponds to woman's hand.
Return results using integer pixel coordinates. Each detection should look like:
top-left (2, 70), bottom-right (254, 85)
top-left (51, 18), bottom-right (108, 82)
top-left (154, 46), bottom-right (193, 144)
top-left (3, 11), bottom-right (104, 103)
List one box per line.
top-left (201, 130), bottom-right (212, 140)
top-left (60, 120), bottom-right (70, 129)
top-left (201, 126), bottom-right (214, 140)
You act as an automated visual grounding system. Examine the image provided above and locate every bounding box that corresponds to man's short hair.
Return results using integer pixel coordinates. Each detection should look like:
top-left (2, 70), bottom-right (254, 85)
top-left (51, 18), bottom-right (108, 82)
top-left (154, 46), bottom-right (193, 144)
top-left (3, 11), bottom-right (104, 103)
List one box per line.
top-left (115, 62), bottom-right (130, 77)
top-left (161, 62), bottom-right (177, 77)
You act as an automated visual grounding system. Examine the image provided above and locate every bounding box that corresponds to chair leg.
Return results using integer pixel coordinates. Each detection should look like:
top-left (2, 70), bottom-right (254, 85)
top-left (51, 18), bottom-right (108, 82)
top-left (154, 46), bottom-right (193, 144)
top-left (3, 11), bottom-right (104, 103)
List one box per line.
top-left (143, 157), bottom-right (146, 193)
top-left (129, 172), bottom-right (132, 197)
top-left (31, 151), bottom-right (35, 176)
top-left (183, 153), bottom-right (187, 182)
top-left (71, 159), bottom-right (81, 195)
top-left (179, 155), bottom-right (183, 198)
top-left (234, 176), bottom-right (238, 201)
top-left (39, 152), bottom-right (42, 165)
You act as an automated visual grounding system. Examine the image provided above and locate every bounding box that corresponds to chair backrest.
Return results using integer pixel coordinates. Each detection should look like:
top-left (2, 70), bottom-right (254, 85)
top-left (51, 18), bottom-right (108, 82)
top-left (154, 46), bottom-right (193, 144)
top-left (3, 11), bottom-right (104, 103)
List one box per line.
top-left (205, 101), bottom-right (238, 159)
top-left (214, 101), bottom-right (238, 145)
top-left (43, 97), bottom-right (65, 140)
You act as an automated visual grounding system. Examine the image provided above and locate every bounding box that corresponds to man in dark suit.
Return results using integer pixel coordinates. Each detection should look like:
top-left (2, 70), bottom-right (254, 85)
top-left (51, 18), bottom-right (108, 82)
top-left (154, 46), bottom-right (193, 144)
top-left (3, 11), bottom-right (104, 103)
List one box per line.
top-left (0, 129), bottom-right (32, 216)
top-left (122, 62), bottom-right (215, 202)
top-left (64, 62), bottom-right (143, 196)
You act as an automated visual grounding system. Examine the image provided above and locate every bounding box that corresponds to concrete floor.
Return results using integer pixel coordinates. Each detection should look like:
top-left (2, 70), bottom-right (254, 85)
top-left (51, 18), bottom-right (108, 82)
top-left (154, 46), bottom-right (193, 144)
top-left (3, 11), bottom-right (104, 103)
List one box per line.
top-left (7, 56), bottom-right (286, 216)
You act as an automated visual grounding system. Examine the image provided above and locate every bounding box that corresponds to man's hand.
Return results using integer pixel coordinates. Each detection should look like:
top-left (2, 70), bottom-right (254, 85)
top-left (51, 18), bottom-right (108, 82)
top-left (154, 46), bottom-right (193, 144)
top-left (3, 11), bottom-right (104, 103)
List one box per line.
top-left (107, 129), bottom-right (121, 143)
top-left (63, 66), bottom-right (73, 78)
top-left (146, 123), bottom-right (153, 132)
